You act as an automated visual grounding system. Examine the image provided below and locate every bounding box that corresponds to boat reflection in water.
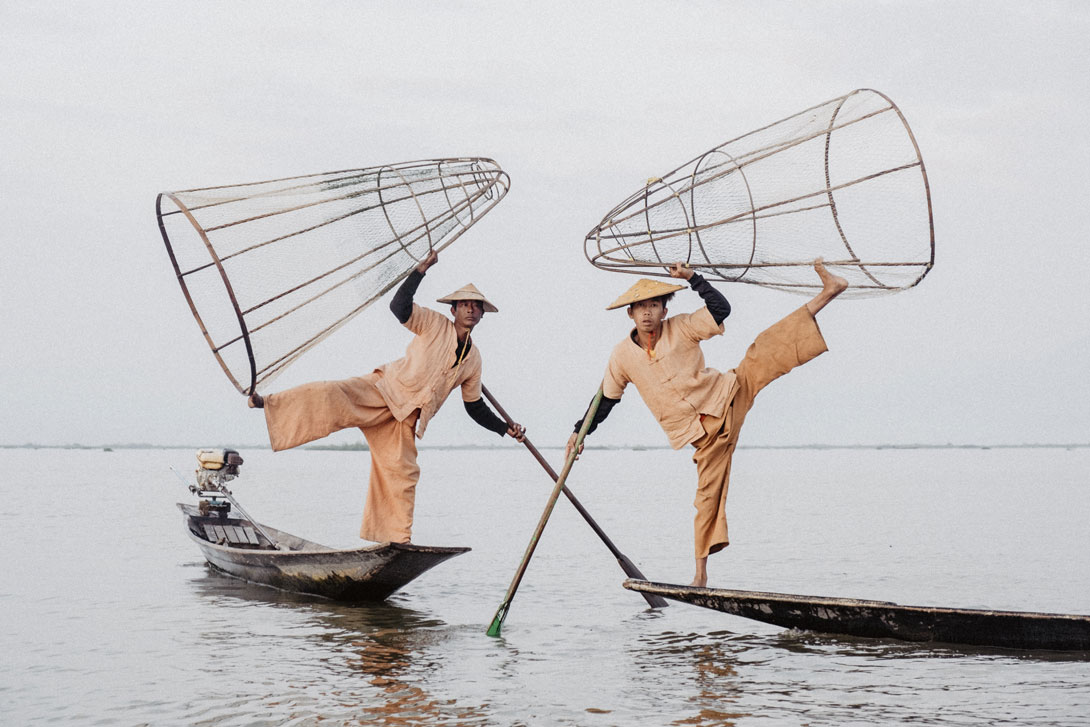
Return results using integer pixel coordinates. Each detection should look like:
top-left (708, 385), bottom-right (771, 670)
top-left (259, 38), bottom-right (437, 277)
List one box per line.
top-left (188, 570), bottom-right (493, 724)
top-left (630, 628), bottom-right (752, 727)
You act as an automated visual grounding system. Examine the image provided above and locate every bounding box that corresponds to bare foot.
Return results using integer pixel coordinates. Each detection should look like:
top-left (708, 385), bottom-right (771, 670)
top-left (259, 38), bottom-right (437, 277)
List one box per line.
top-left (806, 258), bottom-right (848, 316)
top-left (815, 258), bottom-right (848, 296)
top-left (690, 556), bottom-right (708, 588)
top-left (247, 393), bottom-right (264, 409)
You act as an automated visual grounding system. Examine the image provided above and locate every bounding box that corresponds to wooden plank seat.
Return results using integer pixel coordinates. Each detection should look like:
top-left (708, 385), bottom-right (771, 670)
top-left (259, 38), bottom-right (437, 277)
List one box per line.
top-left (202, 523), bottom-right (260, 546)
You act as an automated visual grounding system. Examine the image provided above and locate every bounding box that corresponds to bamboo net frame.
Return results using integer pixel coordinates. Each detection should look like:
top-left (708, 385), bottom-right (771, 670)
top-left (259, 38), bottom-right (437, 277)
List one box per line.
top-left (156, 158), bottom-right (510, 395)
top-left (585, 89), bottom-right (934, 297)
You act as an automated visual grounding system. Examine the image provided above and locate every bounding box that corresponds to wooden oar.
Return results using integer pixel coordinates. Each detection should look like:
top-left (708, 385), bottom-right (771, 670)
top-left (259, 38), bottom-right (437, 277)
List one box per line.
top-left (482, 385), bottom-right (667, 610)
top-left (487, 387), bottom-right (600, 637)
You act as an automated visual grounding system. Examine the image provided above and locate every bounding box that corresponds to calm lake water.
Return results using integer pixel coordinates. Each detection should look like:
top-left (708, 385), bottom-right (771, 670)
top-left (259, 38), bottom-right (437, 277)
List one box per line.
top-left (2, 445), bottom-right (1089, 726)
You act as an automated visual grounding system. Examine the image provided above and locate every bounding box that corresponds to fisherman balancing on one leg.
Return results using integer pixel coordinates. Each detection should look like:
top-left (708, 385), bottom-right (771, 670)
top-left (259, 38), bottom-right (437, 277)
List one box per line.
top-left (249, 250), bottom-right (526, 544)
top-left (566, 260), bottom-right (847, 587)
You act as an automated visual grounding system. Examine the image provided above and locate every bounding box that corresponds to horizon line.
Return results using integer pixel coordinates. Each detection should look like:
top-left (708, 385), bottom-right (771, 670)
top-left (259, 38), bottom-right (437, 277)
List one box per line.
top-left (2, 442), bottom-right (1089, 452)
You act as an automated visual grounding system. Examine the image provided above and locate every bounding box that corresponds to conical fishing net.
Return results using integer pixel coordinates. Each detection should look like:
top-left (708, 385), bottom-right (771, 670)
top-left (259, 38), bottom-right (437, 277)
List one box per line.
top-left (156, 158), bottom-right (509, 395)
top-left (585, 89), bottom-right (934, 297)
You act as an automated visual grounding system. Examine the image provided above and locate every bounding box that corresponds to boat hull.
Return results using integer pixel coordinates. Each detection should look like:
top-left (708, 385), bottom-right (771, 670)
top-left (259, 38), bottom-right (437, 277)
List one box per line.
top-left (624, 580), bottom-right (1090, 652)
top-left (180, 503), bottom-right (468, 601)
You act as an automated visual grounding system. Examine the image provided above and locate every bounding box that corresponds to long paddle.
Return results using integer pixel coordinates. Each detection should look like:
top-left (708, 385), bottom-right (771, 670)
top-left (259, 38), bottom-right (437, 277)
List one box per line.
top-left (487, 388), bottom-right (600, 637)
top-left (482, 385), bottom-right (667, 610)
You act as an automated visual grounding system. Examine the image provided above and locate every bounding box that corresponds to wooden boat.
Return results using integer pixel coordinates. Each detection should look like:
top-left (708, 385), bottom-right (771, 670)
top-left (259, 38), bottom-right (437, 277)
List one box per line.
top-left (179, 503), bottom-right (469, 601)
top-left (624, 579), bottom-right (1090, 652)
top-left (176, 448), bottom-right (468, 602)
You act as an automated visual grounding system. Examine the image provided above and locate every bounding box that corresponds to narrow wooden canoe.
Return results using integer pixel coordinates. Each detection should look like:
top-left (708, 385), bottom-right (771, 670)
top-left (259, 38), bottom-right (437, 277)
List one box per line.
top-left (624, 579), bottom-right (1090, 652)
top-left (179, 503), bottom-right (469, 601)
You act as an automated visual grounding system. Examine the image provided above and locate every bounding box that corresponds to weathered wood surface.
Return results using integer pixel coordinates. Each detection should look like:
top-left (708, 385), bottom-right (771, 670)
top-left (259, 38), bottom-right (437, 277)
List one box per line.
top-left (624, 579), bottom-right (1090, 652)
top-left (179, 503), bottom-right (469, 601)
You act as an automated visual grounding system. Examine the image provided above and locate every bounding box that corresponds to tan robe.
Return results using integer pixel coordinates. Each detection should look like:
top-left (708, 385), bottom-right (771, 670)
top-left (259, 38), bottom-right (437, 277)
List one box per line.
top-left (604, 305), bottom-right (827, 558)
top-left (262, 304), bottom-right (484, 543)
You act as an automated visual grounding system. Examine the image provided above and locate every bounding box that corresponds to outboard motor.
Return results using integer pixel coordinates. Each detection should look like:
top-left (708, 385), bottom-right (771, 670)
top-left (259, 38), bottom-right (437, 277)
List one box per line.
top-left (195, 448), bottom-right (244, 490)
top-left (192, 448), bottom-right (244, 517)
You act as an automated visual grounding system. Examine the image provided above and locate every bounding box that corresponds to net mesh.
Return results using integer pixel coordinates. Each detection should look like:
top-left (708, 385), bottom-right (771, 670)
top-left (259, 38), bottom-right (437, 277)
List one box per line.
top-left (156, 158), bottom-right (509, 394)
top-left (585, 89), bottom-right (934, 297)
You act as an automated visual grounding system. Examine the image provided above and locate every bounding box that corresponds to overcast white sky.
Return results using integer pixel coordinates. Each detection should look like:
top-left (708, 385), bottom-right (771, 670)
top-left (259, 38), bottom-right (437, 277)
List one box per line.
top-left (2, 1), bottom-right (1088, 448)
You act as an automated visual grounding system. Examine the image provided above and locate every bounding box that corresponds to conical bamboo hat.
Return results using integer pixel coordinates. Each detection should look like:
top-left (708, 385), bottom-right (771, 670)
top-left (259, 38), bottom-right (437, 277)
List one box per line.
top-left (436, 283), bottom-right (498, 313)
top-left (605, 279), bottom-right (685, 310)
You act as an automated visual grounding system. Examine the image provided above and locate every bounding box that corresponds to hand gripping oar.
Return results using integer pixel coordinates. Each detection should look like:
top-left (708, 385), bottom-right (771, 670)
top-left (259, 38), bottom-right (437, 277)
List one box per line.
top-left (482, 385), bottom-right (668, 610)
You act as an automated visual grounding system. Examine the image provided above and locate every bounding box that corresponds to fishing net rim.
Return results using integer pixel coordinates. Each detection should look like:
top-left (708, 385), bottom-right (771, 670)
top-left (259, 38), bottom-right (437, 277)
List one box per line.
top-left (691, 148), bottom-right (758, 282)
top-left (583, 88), bottom-right (936, 297)
top-left (156, 190), bottom-right (256, 395)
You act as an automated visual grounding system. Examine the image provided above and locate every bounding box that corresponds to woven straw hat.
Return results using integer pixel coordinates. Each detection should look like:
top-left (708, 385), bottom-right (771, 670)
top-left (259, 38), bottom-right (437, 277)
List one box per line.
top-left (437, 283), bottom-right (498, 313)
top-left (605, 278), bottom-right (685, 310)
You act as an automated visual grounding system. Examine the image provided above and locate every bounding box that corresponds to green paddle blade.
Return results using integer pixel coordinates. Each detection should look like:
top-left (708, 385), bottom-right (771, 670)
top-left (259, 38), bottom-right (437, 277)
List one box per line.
top-left (486, 603), bottom-right (509, 637)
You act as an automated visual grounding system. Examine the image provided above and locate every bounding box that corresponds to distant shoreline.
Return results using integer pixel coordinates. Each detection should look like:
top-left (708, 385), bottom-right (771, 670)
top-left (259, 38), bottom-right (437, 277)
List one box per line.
top-left (3, 442), bottom-right (1089, 452)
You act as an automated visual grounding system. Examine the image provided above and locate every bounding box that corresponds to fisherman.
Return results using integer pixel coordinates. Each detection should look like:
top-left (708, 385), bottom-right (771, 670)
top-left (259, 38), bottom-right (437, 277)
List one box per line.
top-left (249, 250), bottom-right (526, 543)
top-left (566, 260), bottom-right (847, 587)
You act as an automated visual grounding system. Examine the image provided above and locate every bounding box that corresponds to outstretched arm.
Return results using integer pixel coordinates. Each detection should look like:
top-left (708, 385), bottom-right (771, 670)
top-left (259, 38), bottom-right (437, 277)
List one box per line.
top-left (390, 250), bottom-right (439, 324)
top-left (465, 399), bottom-right (526, 441)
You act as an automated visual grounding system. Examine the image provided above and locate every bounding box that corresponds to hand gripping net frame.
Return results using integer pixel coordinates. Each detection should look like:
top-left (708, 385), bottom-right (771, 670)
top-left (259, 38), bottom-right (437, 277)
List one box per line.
top-left (156, 158), bottom-right (510, 395)
top-left (585, 89), bottom-right (934, 297)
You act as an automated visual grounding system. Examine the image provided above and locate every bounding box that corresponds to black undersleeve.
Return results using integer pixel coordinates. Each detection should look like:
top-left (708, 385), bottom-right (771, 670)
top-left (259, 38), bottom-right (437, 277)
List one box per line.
top-left (572, 395), bottom-right (620, 435)
top-left (390, 270), bottom-right (425, 324)
top-left (689, 273), bottom-right (731, 325)
top-left (465, 398), bottom-right (508, 436)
